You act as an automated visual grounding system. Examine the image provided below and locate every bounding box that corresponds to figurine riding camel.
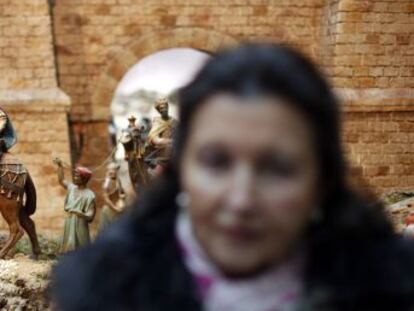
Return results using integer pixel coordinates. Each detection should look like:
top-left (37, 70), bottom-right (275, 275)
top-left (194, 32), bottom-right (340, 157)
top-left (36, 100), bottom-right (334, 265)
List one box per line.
top-left (120, 115), bottom-right (150, 192)
top-left (121, 98), bottom-right (177, 192)
top-left (0, 108), bottom-right (40, 259)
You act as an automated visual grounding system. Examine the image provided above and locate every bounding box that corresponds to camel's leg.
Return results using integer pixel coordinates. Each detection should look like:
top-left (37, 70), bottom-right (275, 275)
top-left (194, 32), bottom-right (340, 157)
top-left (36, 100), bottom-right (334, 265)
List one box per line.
top-left (19, 210), bottom-right (41, 259)
top-left (0, 203), bottom-right (24, 259)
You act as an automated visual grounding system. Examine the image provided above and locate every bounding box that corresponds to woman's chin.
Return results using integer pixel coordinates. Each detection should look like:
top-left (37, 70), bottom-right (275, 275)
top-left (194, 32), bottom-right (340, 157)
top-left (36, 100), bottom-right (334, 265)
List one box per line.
top-left (208, 248), bottom-right (274, 279)
top-left (215, 258), bottom-right (270, 279)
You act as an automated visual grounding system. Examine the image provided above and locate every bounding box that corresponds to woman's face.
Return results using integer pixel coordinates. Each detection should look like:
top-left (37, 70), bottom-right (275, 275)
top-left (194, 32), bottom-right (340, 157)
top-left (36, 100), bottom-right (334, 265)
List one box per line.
top-left (180, 93), bottom-right (320, 277)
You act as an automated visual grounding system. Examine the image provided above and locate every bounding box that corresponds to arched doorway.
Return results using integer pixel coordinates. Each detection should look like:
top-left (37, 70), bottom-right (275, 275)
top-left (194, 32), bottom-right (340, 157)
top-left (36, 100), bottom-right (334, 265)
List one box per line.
top-left (111, 47), bottom-right (210, 148)
top-left (67, 28), bottom-right (238, 225)
top-left (90, 28), bottom-right (238, 121)
top-left (110, 48), bottom-right (210, 192)
top-left (86, 28), bottom-right (237, 193)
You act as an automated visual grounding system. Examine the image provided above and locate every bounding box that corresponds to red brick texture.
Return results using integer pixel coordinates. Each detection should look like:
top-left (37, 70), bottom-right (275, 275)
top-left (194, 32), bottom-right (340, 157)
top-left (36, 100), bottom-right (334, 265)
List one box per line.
top-left (50, 0), bottom-right (413, 194)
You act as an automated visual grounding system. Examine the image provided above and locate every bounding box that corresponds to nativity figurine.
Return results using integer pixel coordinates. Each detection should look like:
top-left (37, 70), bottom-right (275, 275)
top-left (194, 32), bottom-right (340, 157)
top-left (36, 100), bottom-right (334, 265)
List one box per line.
top-left (54, 158), bottom-right (96, 253)
top-left (99, 162), bottom-right (126, 231)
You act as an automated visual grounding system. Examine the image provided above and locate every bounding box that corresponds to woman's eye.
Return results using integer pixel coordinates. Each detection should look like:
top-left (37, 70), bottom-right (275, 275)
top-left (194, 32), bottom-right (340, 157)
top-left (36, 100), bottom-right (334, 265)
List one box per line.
top-left (197, 149), bottom-right (230, 170)
top-left (257, 157), bottom-right (298, 179)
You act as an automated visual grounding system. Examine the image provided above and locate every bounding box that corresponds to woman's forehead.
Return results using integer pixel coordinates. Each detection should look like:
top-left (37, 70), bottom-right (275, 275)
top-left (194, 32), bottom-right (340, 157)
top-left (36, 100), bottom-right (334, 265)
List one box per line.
top-left (188, 94), bottom-right (313, 146)
top-left (183, 95), bottom-right (314, 157)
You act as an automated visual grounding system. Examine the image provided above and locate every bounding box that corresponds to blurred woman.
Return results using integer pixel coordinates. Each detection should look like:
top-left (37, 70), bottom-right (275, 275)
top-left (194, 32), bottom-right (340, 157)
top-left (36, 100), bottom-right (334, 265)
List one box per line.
top-left (52, 44), bottom-right (414, 311)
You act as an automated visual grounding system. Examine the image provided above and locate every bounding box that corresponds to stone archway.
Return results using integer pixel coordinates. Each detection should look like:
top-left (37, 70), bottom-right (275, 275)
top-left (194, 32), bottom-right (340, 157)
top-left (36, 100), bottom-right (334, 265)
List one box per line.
top-left (91, 28), bottom-right (239, 121)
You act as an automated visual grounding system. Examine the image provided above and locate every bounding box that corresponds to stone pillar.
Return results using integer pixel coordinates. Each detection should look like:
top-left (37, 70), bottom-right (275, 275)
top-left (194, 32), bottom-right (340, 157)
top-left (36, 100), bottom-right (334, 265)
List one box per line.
top-left (0, 90), bottom-right (71, 235)
top-left (320, 0), bottom-right (414, 193)
top-left (0, 0), bottom-right (72, 236)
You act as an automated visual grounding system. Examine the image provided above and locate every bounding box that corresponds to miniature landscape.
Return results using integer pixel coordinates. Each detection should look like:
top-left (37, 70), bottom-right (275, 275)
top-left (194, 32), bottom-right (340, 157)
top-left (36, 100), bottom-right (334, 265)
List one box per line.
top-left (0, 235), bottom-right (59, 310)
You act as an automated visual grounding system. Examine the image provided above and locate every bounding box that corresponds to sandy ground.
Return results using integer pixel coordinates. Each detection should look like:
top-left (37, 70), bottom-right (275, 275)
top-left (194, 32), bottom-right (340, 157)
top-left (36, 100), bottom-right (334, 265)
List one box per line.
top-left (0, 234), bottom-right (57, 310)
top-left (0, 254), bottom-right (53, 310)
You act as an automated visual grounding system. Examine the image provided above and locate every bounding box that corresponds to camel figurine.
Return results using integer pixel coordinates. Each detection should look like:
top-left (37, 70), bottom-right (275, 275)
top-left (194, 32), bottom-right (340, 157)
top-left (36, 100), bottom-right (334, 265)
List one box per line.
top-left (0, 108), bottom-right (41, 259)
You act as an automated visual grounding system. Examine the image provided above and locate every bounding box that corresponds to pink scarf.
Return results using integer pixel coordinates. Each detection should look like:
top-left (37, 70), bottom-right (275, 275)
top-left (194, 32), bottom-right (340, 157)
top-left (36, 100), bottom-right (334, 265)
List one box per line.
top-left (176, 211), bottom-right (305, 311)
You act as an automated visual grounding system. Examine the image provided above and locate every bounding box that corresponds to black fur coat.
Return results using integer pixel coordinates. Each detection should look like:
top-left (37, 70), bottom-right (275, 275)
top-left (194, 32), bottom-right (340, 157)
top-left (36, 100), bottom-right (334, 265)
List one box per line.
top-left (51, 199), bottom-right (414, 311)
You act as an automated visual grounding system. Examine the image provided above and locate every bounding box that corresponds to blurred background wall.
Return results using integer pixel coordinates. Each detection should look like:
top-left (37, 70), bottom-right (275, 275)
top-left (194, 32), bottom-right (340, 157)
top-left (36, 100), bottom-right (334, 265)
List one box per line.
top-left (0, 0), bottom-right (412, 233)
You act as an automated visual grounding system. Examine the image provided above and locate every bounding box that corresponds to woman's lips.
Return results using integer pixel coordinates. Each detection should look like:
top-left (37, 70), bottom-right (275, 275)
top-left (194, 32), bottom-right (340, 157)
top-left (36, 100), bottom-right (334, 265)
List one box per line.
top-left (220, 225), bottom-right (260, 241)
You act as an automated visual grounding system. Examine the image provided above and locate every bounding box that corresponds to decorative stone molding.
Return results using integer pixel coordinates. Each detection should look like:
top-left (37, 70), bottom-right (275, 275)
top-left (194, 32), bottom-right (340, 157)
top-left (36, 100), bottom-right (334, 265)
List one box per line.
top-left (337, 88), bottom-right (414, 112)
top-left (0, 88), bottom-right (71, 112)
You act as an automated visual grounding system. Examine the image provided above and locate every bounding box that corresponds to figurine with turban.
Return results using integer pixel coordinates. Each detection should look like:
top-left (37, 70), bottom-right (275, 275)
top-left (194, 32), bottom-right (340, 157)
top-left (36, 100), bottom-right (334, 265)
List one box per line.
top-left (53, 158), bottom-right (96, 252)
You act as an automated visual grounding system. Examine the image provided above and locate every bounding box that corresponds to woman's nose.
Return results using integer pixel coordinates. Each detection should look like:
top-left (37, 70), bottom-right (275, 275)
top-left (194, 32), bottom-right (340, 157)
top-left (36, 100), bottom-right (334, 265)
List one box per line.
top-left (224, 164), bottom-right (256, 213)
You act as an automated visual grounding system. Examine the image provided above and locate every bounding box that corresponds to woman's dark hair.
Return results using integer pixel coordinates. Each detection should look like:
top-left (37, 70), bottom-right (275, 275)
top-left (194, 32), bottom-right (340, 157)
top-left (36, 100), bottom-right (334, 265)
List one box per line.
top-left (142, 43), bottom-right (395, 297)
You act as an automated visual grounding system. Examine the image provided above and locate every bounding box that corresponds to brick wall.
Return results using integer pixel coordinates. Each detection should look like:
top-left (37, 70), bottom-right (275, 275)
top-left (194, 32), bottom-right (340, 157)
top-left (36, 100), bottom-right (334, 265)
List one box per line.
top-left (321, 0), bottom-right (414, 89)
top-left (0, 0), bottom-right (57, 89)
top-left (320, 0), bottom-right (414, 193)
top-left (50, 0), bottom-right (330, 208)
top-left (344, 110), bottom-right (414, 194)
top-left (49, 0), bottom-right (414, 196)
top-left (52, 0), bottom-right (325, 121)
top-left (341, 88), bottom-right (414, 194)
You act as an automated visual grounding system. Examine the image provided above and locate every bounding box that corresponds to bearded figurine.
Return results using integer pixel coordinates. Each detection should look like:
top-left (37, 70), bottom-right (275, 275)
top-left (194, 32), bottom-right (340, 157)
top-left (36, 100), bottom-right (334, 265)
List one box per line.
top-left (53, 158), bottom-right (96, 253)
top-left (146, 98), bottom-right (178, 172)
top-left (99, 162), bottom-right (126, 231)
